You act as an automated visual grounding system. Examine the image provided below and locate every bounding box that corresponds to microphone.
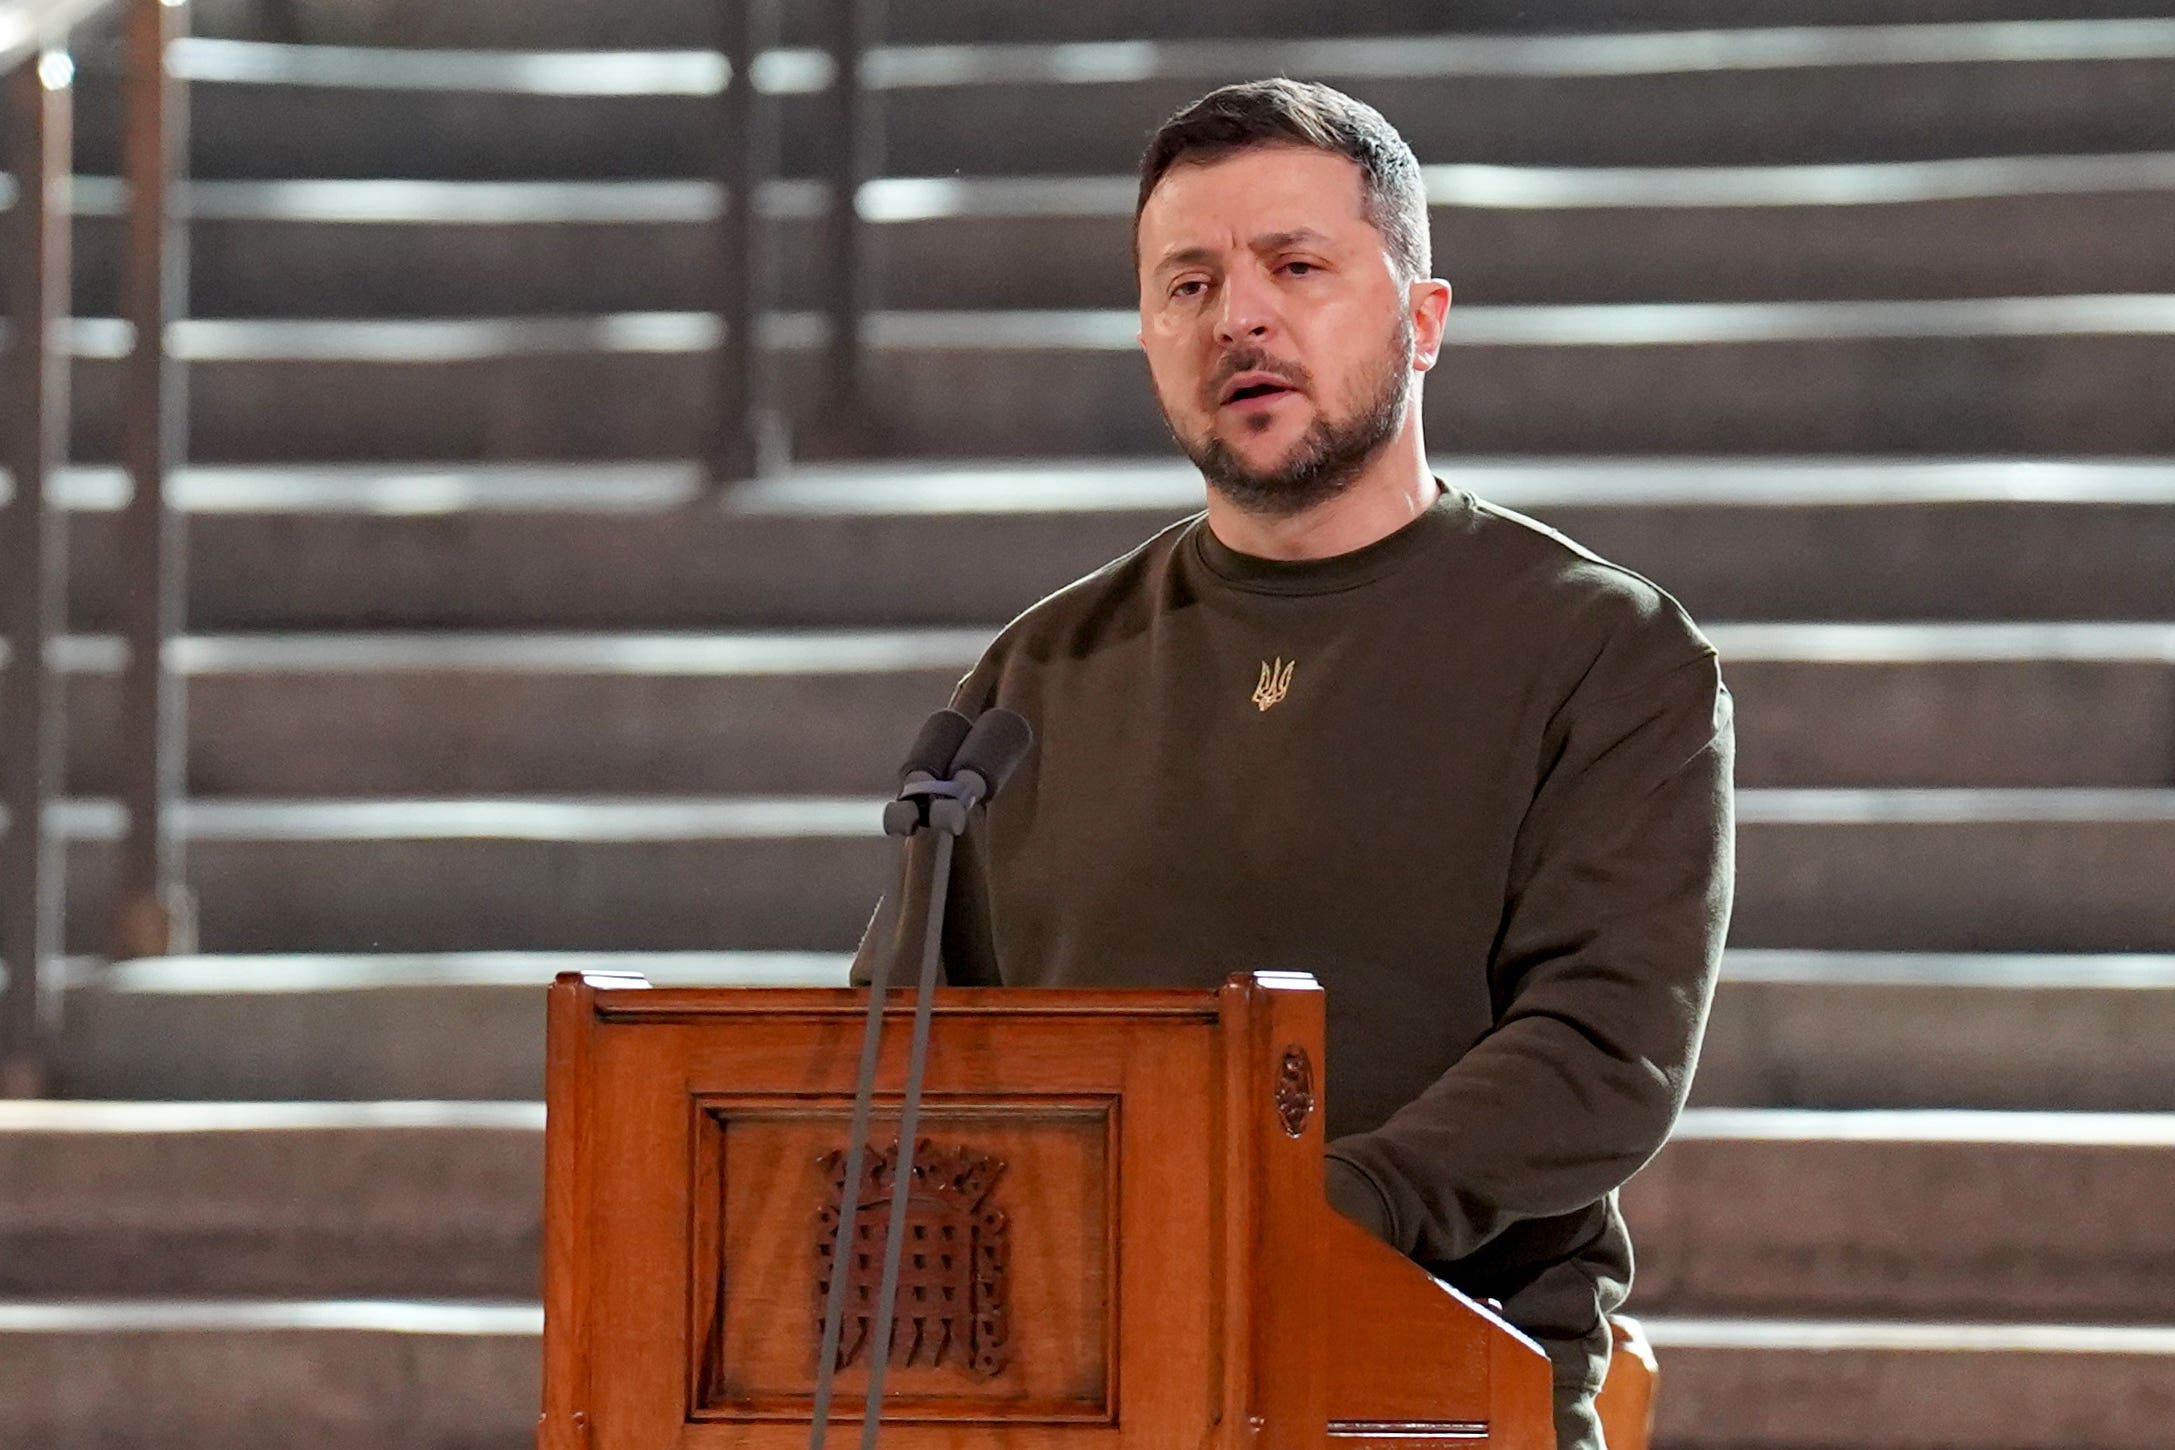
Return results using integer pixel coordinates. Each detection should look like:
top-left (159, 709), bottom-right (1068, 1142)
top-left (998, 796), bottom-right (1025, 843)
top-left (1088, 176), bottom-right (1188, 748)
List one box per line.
top-left (947, 708), bottom-right (1034, 810)
top-left (883, 709), bottom-right (973, 838)
top-left (881, 707), bottom-right (1032, 837)
top-left (897, 708), bottom-right (973, 789)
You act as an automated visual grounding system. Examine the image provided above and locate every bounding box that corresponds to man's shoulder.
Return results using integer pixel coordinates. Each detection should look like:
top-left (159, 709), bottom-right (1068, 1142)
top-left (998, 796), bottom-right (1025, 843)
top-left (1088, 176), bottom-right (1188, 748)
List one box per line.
top-left (951, 512), bottom-right (1200, 706)
top-left (1461, 493), bottom-right (1717, 681)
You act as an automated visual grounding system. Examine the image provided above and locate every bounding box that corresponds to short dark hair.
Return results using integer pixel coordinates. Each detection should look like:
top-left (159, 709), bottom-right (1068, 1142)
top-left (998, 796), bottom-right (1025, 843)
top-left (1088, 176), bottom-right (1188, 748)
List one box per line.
top-left (1135, 78), bottom-right (1432, 283)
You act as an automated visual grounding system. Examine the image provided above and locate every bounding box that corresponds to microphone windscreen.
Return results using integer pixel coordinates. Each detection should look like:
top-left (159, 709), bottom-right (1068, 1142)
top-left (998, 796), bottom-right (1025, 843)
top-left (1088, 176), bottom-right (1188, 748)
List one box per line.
top-left (951, 708), bottom-right (1035, 801)
top-left (897, 709), bottom-right (973, 786)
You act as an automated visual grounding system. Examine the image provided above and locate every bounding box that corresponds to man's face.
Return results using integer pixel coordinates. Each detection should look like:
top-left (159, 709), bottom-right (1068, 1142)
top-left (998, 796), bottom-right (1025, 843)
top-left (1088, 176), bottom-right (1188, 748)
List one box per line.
top-left (1136, 144), bottom-right (1433, 516)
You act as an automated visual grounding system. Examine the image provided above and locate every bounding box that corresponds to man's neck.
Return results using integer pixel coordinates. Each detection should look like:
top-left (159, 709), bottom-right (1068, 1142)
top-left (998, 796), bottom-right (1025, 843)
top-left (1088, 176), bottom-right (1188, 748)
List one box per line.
top-left (1202, 431), bottom-right (1438, 562)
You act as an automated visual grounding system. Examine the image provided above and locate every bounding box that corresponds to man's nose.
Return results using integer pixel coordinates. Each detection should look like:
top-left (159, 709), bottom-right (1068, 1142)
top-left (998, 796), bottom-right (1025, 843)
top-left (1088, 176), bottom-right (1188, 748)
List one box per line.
top-left (1213, 270), bottom-right (1277, 347)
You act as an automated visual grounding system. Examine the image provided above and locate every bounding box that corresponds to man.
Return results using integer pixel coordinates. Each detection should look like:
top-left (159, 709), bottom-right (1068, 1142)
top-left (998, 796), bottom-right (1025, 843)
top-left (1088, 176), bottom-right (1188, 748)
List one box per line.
top-left (856, 78), bottom-right (1734, 1450)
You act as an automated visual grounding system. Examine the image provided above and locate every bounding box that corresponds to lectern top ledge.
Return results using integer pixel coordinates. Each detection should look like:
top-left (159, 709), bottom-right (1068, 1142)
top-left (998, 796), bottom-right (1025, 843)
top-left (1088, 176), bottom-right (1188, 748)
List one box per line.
top-left (540, 969), bottom-right (1562, 1449)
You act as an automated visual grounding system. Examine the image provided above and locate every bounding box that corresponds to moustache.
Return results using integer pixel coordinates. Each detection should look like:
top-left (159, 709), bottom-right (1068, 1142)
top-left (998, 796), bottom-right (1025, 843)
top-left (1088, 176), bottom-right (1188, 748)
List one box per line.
top-left (1204, 351), bottom-right (1311, 407)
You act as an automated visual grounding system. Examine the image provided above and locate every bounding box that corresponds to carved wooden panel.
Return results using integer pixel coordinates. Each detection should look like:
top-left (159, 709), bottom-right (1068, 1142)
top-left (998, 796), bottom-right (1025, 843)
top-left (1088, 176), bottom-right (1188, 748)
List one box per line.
top-left (1277, 1046), bottom-right (1315, 1138)
top-left (815, 1139), bottom-right (1012, 1380)
top-left (691, 1099), bottom-right (1115, 1423)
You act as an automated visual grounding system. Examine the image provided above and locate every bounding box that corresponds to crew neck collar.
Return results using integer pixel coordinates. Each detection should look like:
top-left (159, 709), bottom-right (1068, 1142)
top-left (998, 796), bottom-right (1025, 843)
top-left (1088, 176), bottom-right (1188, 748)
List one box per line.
top-left (1191, 480), bottom-right (1463, 596)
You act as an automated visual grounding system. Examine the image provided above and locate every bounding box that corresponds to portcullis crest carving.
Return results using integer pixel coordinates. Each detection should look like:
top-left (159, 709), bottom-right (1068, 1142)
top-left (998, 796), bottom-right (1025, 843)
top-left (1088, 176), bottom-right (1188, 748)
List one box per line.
top-left (815, 1140), bottom-right (1012, 1379)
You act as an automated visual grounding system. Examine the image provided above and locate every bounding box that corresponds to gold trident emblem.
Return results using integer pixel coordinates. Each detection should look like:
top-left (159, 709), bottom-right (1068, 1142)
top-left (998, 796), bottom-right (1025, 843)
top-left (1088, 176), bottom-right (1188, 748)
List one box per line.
top-left (1252, 657), bottom-right (1295, 712)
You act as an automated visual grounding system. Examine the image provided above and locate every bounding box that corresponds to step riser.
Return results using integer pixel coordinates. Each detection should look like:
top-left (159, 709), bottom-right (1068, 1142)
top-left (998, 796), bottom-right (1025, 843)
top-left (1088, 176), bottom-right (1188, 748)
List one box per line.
top-left (1689, 976), bottom-right (2175, 1112)
top-left (1622, 1136), bottom-right (2175, 1321)
top-left (0, 1323), bottom-right (538, 1450)
top-left (54, 191), bottom-right (2175, 316)
top-left (1732, 817), bottom-right (2175, 953)
top-left (58, 334), bottom-right (2175, 463)
top-left (5, 656), bottom-right (2169, 794)
top-left (57, 981), bottom-right (586, 1102)
top-left (18, 817), bottom-right (2175, 954)
top-left (54, 504), bottom-right (1198, 632)
top-left (57, 61), bottom-right (2175, 178)
top-left (1725, 659), bottom-right (2175, 789)
top-left (54, 971), bottom-right (2175, 1110)
top-left (1650, 1336), bottom-right (2175, 1450)
top-left (50, 832), bottom-right (892, 954)
top-left (36, 497), bottom-right (2175, 631)
top-left (179, 0), bottom-right (2175, 48)
top-left (0, 1127), bottom-right (539, 1298)
top-left (11, 664), bottom-right (963, 798)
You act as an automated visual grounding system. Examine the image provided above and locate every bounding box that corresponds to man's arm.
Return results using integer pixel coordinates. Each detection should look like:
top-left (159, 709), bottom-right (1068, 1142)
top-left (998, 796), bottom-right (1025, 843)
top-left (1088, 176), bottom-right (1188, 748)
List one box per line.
top-left (1325, 648), bottom-right (1735, 1264)
top-left (848, 664), bottom-right (1006, 991)
top-left (846, 824), bottom-right (1002, 988)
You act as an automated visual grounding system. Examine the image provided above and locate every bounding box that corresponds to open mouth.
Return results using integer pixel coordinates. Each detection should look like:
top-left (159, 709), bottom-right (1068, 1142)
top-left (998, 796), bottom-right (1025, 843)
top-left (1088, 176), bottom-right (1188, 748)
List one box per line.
top-left (1219, 371), bottom-right (1301, 408)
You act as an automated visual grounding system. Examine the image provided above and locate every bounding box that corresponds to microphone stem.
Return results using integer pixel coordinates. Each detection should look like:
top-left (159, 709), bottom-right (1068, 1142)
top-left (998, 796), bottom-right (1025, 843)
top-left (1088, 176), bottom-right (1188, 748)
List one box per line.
top-left (857, 828), bottom-right (954, 1450)
top-left (808, 828), bottom-right (912, 1450)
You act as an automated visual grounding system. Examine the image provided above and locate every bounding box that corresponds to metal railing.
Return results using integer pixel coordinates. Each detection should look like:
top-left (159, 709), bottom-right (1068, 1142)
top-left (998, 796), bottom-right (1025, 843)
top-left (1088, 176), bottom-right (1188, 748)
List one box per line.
top-left (0, 0), bottom-right (877, 1094)
top-left (714, 0), bottom-right (880, 479)
top-left (1, 0), bottom-right (191, 1096)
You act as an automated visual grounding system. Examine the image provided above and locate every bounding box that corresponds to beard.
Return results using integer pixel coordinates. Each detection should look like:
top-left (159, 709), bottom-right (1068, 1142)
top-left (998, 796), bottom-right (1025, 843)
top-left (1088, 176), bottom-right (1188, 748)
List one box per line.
top-left (1165, 313), bottom-right (1414, 520)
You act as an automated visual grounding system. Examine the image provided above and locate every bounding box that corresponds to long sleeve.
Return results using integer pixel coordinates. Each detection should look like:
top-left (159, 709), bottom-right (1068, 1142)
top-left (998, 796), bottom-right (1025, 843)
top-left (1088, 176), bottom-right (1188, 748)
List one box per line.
top-left (847, 823), bottom-right (1003, 989)
top-left (1325, 648), bottom-right (1736, 1266)
top-left (849, 667), bottom-right (1006, 991)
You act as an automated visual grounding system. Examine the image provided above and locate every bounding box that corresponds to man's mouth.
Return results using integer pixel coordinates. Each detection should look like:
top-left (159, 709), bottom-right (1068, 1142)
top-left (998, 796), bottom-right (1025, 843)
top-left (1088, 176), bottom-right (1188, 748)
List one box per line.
top-left (1219, 371), bottom-right (1302, 409)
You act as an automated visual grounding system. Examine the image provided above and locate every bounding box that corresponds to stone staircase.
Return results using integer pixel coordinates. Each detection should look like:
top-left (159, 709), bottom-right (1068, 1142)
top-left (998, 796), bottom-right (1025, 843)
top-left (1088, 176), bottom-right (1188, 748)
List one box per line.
top-left (4, 3), bottom-right (2175, 1447)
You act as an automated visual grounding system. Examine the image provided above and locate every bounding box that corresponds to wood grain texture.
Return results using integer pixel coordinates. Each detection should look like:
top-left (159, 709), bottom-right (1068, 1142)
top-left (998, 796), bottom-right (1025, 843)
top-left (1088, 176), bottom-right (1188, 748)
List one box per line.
top-left (539, 974), bottom-right (1554, 1450)
top-left (1594, 1317), bottom-right (1657, 1450)
top-left (539, 971), bottom-right (612, 1450)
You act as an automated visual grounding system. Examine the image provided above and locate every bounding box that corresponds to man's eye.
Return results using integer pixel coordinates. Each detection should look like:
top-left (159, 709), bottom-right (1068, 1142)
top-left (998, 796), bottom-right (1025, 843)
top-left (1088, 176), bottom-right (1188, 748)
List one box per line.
top-left (1171, 280), bottom-right (1207, 299)
top-left (1282, 261), bottom-right (1317, 277)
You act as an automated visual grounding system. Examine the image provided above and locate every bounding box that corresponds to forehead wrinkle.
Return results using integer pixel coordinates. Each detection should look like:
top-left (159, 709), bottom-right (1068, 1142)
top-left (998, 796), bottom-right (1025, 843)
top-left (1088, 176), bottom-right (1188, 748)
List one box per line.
top-left (1152, 244), bottom-right (1219, 278)
top-left (1251, 227), bottom-right (1332, 254)
top-left (1151, 226), bottom-right (1339, 279)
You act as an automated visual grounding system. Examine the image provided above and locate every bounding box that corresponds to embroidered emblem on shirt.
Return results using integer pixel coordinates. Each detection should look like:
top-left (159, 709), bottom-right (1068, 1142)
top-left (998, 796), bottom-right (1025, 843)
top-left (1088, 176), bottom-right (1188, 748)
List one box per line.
top-left (1252, 657), bottom-right (1295, 712)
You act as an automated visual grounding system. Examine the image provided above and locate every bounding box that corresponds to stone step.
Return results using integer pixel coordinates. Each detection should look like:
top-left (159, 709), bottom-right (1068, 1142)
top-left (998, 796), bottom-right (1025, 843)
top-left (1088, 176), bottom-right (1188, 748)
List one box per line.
top-left (1643, 1319), bottom-right (2175, 1450)
top-left (1, 791), bottom-right (2170, 954)
top-left (3, 1102), bottom-right (2169, 1317)
top-left (1624, 1110), bottom-right (2175, 1323)
top-left (0, 1300), bottom-right (540, 1450)
top-left (1690, 952), bottom-right (2175, 1113)
top-left (6, 624), bottom-right (2171, 795)
top-left (179, 0), bottom-right (2175, 49)
top-left (18, 459), bottom-right (2175, 630)
top-left (49, 952), bottom-right (848, 1101)
top-left (42, 303), bottom-right (2175, 461)
top-left (1733, 789), bottom-right (2175, 952)
top-left (2, 1300), bottom-right (2166, 1450)
top-left (49, 26), bottom-right (2175, 179)
top-left (0, 1102), bottom-right (543, 1298)
top-left (30, 158), bottom-right (2175, 315)
top-left (38, 951), bottom-right (2175, 1110)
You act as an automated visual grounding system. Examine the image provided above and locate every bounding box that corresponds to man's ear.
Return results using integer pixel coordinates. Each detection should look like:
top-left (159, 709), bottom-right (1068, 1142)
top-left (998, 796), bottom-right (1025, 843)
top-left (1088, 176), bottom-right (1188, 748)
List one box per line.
top-left (1410, 278), bottom-right (1453, 372)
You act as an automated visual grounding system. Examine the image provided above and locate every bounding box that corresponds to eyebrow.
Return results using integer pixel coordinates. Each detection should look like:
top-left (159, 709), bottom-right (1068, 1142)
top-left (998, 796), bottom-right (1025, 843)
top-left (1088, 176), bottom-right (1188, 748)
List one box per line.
top-left (1152, 228), bottom-right (1335, 277)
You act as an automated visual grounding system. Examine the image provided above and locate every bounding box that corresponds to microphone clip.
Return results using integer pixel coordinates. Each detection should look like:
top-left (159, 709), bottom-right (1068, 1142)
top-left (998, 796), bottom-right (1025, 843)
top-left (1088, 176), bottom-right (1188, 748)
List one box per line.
top-left (884, 776), bottom-right (974, 839)
top-left (880, 706), bottom-right (1031, 839)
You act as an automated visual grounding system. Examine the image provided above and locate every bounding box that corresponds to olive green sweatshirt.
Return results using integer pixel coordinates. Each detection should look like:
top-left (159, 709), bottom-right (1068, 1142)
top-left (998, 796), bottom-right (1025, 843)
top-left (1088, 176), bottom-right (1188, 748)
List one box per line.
top-left (853, 480), bottom-right (1735, 1396)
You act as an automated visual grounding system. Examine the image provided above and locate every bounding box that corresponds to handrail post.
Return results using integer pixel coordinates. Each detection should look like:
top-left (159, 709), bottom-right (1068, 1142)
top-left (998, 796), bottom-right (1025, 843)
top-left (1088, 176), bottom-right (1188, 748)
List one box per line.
top-left (109, 0), bottom-right (196, 961)
top-left (816, 0), bottom-right (880, 455)
top-left (1, 43), bottom-right (74, 1097)
top-left (707, 0), bottom-right (776, 487)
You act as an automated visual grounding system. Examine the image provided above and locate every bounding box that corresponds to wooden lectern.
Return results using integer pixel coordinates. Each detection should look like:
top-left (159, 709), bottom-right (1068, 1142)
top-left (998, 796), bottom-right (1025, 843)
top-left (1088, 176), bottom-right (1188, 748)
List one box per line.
top-left (540, 969), bottom-right (1560, 1449)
